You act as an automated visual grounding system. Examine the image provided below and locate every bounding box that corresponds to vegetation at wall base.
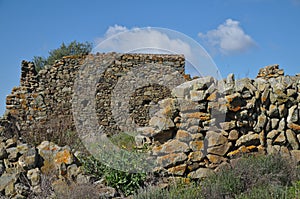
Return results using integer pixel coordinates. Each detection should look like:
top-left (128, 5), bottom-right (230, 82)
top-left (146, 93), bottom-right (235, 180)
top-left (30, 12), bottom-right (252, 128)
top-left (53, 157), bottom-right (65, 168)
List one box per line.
top-left (133, 154), bottom-right (300, 199)
top-left (79, 155), bottom-right (147, 197)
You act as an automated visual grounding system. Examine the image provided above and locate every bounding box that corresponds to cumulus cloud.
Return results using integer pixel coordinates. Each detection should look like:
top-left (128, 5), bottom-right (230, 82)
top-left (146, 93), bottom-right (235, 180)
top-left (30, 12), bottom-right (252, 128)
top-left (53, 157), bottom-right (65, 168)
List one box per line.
top-left (94, 25), bottom-right (192, 56)
top-left (94, 25), bottom-right (223, 78)
top-left (198, 19), bottom-right (256, 55)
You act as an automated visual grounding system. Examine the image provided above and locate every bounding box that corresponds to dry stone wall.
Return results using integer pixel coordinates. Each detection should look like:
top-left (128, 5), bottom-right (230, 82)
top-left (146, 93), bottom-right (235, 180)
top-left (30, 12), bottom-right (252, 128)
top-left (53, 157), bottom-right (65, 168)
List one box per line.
top-left (137, 65), bottom-right (300, 178)
top-left (2, 53), bottom-right (185, 140)
top-left (0, 136), bottom-right (118, 198)
top-left (1, 54), bottom-right (300, 197)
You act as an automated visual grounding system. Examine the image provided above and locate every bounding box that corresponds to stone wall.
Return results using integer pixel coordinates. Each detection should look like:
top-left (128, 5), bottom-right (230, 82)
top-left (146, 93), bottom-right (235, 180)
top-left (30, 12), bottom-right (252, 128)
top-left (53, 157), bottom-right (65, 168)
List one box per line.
top-left (1, 54), bottom-right (300, 196)
top-left (137, 65), bottom-right (300, 178)
top-left (0, 137), bottom-right (118, 198)
top-left (2, 53), bottom-right (185, 140)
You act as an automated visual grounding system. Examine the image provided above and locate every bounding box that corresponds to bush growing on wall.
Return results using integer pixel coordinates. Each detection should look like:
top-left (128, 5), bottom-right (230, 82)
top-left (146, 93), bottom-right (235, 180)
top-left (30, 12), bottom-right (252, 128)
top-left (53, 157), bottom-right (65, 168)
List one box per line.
top-left (32, 40), bottom-right (92, 71)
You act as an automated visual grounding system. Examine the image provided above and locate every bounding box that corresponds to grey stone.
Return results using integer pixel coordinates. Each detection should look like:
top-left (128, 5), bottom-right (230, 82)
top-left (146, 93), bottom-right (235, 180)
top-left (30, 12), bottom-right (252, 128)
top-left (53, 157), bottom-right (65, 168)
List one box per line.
top-left (278, 118), bottom-right (286, 131)
top-left (188, 168), bottom-right (215, 179)
top-left (0, 143), bottom-right (8, 160)
top-left (236, 132), bottom-right (260, 147)
top-left (267, 130), bottom-right (280, 140)
top-left (190, 90), bottom-right (207, 102)
top-left (253, 113), bottom-right (267, 132)
top-left (271, 118), bottom-right (279, 129)
top-left (267, 104), bottom-right (279, 118)
top-left (153, 140), bottom-right (190, 155)
top-left (206, 131), bottom-right (231, 156)
top-left (149, 116), bottom-right (174, 131)
top-left (18, 148), bottom-right (37, 170)
top-left (274, 132), bottom-right (286, 145)
top-left (228, 130), bottom-right (239, 141)
top-left (286, 129), bottom-right (299, 150)
top-left (27, 168), bottom-right (40, 186)
top-left (220, 121), bottom-right (236, 131)
top-left (287, 105), bottom-right (298, 124)
top-left (6, 147), bottom-right (19, 162)
top-left (157, 153), bottom-right (187, 168)
top-left (0, 173), bottom-right (18, 193)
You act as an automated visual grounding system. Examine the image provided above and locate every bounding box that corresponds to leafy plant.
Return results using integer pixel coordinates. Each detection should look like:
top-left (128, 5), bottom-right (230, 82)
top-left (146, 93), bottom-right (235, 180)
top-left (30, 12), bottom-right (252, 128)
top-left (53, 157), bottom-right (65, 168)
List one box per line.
top-left (33, 40), bottom-right (92, 71)
top-left (79, 155), bottom-right (147, 197)
top-left (109, 132), bottom-right (137, 151)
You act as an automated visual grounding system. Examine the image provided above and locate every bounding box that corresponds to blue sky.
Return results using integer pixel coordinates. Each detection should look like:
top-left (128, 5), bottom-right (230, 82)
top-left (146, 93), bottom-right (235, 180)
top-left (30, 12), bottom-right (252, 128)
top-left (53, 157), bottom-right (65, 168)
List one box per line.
top-left (1, 0), bottom-right (300, 116)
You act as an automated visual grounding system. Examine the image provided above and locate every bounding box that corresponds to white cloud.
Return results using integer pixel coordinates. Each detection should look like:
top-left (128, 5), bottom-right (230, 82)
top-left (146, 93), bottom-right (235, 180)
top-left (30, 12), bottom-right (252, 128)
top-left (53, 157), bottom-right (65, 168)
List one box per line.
top-left (94, 25), bottom-right (192, 56)
top-left (198, 19), bottom-right (256, 55)
top-left (93, 25), bottom-right (223, 78)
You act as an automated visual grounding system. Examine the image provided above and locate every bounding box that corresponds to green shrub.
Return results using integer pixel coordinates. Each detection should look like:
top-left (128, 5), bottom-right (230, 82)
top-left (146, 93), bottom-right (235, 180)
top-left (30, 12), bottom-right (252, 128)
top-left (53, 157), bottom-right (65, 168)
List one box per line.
top-left (79, 155), bottom-right (146, 197)
top-left (109, 132), bottom-right (137, 151)
top-left (33, 40), bottom-right (92, 71)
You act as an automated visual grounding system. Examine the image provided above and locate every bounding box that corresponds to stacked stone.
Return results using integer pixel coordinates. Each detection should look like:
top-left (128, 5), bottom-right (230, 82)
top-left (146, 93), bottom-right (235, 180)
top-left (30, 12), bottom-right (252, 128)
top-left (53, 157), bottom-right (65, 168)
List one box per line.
top-left (0, 137), bottom-right (117, 198)
top-left (137, 65), bottom-right (300, 179)
top-left (6, 53), bottom-right (184, 140)
top-left (256, 64), bottom-right (284, 79)
top-left (5, 53), bottom-right (185, 141)
top-left (20, 61), bottom-right (38, 90)
top-left (94, 53), bottom-right (185, 134)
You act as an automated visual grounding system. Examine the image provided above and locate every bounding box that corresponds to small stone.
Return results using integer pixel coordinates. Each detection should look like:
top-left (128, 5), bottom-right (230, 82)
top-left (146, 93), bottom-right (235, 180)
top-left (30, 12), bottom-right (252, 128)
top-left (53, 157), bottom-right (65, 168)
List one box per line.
top-left (271, 118), bottom-right (279, 129)
top-left (227, 145), bottom-right (257, 158)
top-left (267, 130), bottom-right (280, 140)
top-left (288, 123), bottom-right (300, 132)
top-left (149, 116), bottom-right (174, 131)
top-left (278, 104), bottom-right (287, 118)
top-left (189, 140), bottom-right (204, 151)
top-left (207, 154), bottom-right (226, 164)
top-left (175, 130), bottom-right (192, 143)
top-left (228, 130), bottom-right (239, 141)
top-left (157, 153), bottom-right (187, 168)
top-left (188, 168), bottom-right (215, 179)
top-left (6, 138), bottom-right (17, 148)
top-left (67, 164), bottom-right (80, 180)
top-left (267, 104), bottom-right (279, 118)
top-left (274, 132), bottom-right (286, 145)
top-left (18, 148), bottom-right (37, 170)
top-left (278, 118), bottom-right (286, 131)
top-left (220, 121), bottom-right (236, 131)
top-left (190, 90), bottom-right (207, 102)
top-left (253, 113), bottom-right (267, 132)
top-left (6, 147), bottom-right (19, 162)
top-left (167, 164), bottom-right (187, 176)
top-left (0, 173), bottom-right (18, 193)
top-left (286, 129), bottom-right (299, 150)
top-left (155, 140), bottom-right (189, 154)
top-left (287, 105), bottom-right (298, 124)
top-left (0, 143), bottom-right (8, 160)
top-left (188, 151), bottom-right (204, 162)
top-left (27, 168), bottom-right (41, 186)
top-left (236, 132), bottom-right (260, 147)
